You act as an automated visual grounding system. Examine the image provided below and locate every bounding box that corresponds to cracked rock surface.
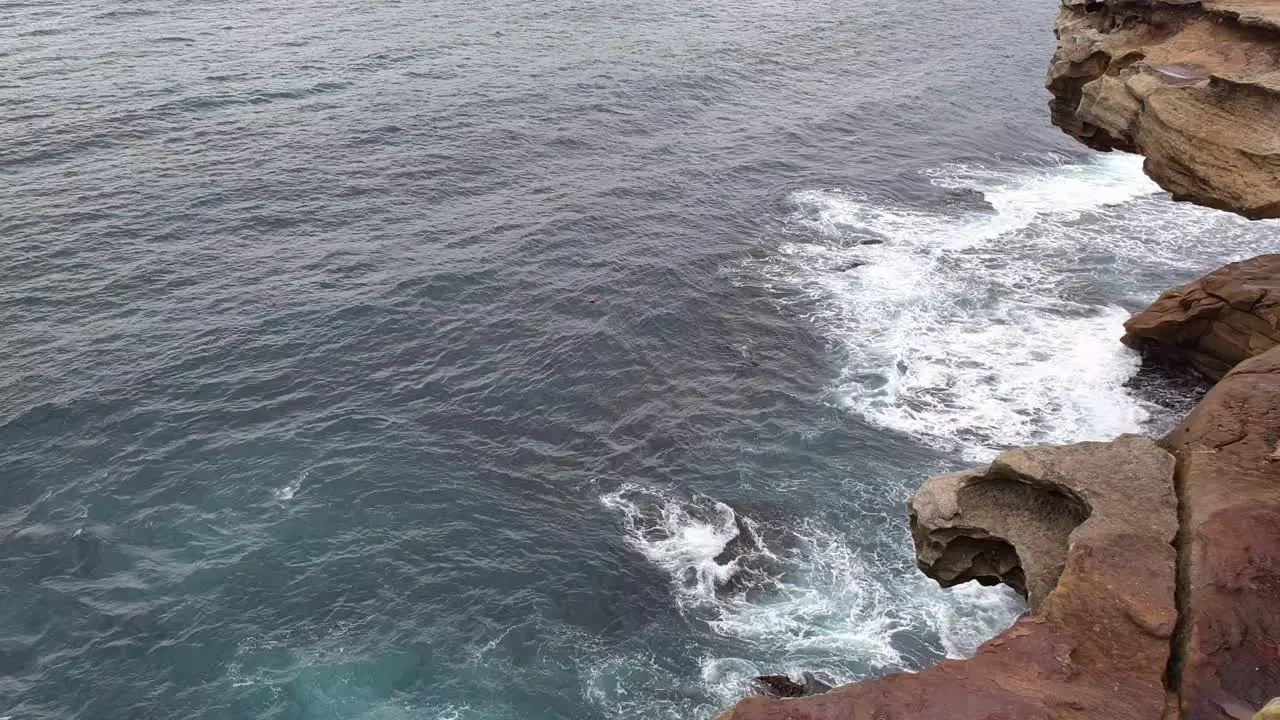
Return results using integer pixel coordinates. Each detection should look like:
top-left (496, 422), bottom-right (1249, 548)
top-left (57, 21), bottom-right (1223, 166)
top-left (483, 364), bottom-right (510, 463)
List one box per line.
top-left (1165, 346), bottom-right (1280, 719)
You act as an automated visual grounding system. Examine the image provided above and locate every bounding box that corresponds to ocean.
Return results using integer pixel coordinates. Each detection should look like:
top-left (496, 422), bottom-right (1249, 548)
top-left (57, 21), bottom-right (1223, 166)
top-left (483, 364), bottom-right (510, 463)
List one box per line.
top-left (3, 0), bottom-right (1277, 718)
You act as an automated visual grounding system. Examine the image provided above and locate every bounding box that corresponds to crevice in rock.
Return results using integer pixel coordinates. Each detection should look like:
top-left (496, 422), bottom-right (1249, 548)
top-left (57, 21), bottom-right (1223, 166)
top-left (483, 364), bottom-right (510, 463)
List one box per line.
top-left (1162, 446), bottom-right (1192, 703)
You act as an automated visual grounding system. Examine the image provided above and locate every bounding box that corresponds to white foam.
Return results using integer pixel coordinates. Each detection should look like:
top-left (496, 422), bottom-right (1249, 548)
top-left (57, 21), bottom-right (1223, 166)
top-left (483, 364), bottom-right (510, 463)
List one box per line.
top-left (597, 153), bottom-right (1277, 718)
top-left (601, 484), bottom-right (767, 604)
top-left (749, 152), bottom-right (1266, 459)
top-left (274, 469), bottom-right (308, 501)
top-left (704, 521), bottom-right (907, 668)
top-left (600, 486), bottom-right (1024, 714)
top-left (928, 581), bottom-right (1026, 659)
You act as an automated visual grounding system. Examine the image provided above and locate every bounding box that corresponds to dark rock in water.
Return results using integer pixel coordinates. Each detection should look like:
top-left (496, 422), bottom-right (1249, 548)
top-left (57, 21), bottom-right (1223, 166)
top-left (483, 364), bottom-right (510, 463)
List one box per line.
top-left (713, 514), bottom-right (784, 595)
top-left (844, 228), bottom-right (888, 246)
top-left (1047, 0), bottom-right (1280, 218)
top-left (712, 515), bottom-right (760, 566)
top-left (835, 260), bottom-right (865, 272)
top-left (752, 672), bottom-right (833, 699)
top-left (800, 672), bottom-right (832, 695)
top-left (939, 186), bottom-right (994, 214)
top-left (752, 675), bottom-right (805, 698)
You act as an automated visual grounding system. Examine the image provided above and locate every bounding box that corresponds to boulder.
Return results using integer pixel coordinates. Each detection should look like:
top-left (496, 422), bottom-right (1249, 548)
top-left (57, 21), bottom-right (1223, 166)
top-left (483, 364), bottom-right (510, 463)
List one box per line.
top-left (1163, 347), bottom-right (1280, 720)
top-left (1047, 0), bottom-right (1280, 219)
top-left (1121, 255), bottom-right (1280, 381)
top-left (719, 436), bottom-right (1178, 720)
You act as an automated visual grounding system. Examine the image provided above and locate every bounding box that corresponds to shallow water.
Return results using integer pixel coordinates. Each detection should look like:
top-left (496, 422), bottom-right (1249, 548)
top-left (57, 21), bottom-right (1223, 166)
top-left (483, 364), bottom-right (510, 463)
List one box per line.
top-left (3, 0), bottom-right (1278, 718)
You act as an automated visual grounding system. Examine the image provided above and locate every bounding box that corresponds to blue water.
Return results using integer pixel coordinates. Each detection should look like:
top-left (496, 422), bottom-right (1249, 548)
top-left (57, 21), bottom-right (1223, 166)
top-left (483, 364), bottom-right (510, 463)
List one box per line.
top-left (4, 1), bottom-right (1278, 718)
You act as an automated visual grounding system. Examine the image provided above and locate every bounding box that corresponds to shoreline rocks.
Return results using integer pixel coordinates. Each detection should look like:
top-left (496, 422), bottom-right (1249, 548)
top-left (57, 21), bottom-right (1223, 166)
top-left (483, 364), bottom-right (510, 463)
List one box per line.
top-left (717, 1), bottom-right (1280, 715)
top-left (718, 264), bottom-right (1280, 718)
top-left (720, 436), bottom-right (1179, 720)
top-left (1164, 346), bottom-right (1280, 719)
top-left (1046, 0), bottom-right (1280, 219)
top-left (1122, 255), bottom-right (1280, 381)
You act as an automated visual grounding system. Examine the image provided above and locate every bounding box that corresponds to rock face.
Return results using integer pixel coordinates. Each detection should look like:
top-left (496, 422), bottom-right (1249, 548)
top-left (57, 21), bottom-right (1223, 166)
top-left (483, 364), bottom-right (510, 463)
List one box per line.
top-left (1164, 346), bottom-right (1280, 719)
top-left (1122, 255), bottom-right (1280, 380)
top-left (1047, 0), bottom-right (1280, 219)
top-left (719, 436), bottom-right (1178, 720)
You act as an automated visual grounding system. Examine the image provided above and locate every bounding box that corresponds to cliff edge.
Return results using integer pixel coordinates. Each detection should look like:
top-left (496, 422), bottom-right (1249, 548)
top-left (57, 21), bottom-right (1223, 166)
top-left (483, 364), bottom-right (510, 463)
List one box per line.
top-left (1047, 0), bottom-right (1280, 219)
top-left (720, 295), bottom-right (1280, 720)
top-left (718, 3), bottom-right (1280, 717)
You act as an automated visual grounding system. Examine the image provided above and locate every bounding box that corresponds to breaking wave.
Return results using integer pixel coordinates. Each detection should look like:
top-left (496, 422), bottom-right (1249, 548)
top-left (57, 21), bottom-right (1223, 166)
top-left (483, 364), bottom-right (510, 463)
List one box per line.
top-left (591, 152), bottom-right (1279, 718)
top-left (599, 484), bottom-right (1023, 715)
top-left (749, 152), bottom-right (1269, 460)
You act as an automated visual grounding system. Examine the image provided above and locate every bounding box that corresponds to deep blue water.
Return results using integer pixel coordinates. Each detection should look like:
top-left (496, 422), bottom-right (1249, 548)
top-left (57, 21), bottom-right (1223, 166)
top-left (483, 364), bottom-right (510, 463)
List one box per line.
top-left (4, 1), bottom-right (1279, 718)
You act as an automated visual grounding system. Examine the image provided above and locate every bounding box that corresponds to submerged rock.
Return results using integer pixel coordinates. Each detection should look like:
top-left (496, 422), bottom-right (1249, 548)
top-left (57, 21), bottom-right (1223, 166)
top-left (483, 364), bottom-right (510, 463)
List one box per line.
top-left (751, 672), bottom-right (833, 699)
top-left (1047, 0), bottom-right (1280, 218)
top-left (1122, 254), bottom-right (1280, 381)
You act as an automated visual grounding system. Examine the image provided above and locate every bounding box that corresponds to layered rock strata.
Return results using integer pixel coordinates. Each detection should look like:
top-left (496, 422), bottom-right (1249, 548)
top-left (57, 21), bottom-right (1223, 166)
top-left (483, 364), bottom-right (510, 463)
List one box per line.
top-left (1122, 254), bottom-right (1280, 380)
top-left (721, 436), bottom-right (1179, 720)
top-left (1047, 0), bottom-right (1280, 218)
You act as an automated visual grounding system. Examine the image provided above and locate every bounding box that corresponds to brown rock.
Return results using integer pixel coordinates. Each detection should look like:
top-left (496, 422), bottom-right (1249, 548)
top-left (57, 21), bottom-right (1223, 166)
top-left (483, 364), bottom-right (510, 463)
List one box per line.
top-left (1047, 1), bottom-right (1280, 219)
top-left (1121, 255), bottom-right (1280, 381)
top-left (1164, 347), bottom-right (1280, 720)
top-left (719, 436), bottom-right (1177, 720)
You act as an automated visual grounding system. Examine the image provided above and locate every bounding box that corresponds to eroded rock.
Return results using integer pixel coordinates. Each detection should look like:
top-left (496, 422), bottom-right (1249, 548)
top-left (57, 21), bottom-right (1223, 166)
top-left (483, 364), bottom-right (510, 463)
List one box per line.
top-left (1047, 0), bottom-right (1280, 219)
top-left (1256, 698), bottom-right (1280, 720)
top-left (719, 436), bottom-right (1177, 720)
top-left (910, 457), bottom-right (1091, 609)
top-left (1122, 255), bottom-right (1280, 381)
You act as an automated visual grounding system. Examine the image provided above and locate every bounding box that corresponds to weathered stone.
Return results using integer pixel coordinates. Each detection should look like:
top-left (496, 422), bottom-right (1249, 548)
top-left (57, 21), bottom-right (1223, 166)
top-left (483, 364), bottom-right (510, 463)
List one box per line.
top-left (719, 436), bottom-right (1177, 720)
top-left (1164, 347), bottom-right (1280, 720)
top-left (1047, 0), bottom-right (1280, 219)
top-left (1122, 255), bottom-right (1280, 381)
top-left (1255, 698), bottom-right (1280, 720)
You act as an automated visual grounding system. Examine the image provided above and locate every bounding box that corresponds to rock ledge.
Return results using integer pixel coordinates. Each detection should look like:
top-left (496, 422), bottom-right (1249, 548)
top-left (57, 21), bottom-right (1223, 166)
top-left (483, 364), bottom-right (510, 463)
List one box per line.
top-left (1122, 254), bottom-right (1280, 380)
top-left (1047, 0), bottom-right (1280, 218)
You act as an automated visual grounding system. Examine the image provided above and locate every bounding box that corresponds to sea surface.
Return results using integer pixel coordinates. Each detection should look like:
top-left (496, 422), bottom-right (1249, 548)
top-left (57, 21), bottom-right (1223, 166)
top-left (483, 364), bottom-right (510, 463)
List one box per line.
top-left (3, 0), bottom-right (1278, 718)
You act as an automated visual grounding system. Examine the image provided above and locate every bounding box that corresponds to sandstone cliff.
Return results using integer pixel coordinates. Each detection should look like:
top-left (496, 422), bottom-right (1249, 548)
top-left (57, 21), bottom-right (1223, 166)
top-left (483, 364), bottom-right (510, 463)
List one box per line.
top-left (1046, 0), bottom-right (1280, 218)
top-left (720, 437), bottom-right (1181, 720)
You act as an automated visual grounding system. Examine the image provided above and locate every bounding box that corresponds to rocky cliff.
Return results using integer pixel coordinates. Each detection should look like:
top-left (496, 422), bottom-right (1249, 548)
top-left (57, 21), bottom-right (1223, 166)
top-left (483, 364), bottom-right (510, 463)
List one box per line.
top-left (720, 286), bottom-right (1280, 720)
top-left (1121, 254), bottom-right (1280, 380)
top-left (1046, 0), bottom-right (1280, 218)
top-left (717, 3), bottom-right (1280, 716)
top-left (720, 437), bottom-right (1180, 720)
